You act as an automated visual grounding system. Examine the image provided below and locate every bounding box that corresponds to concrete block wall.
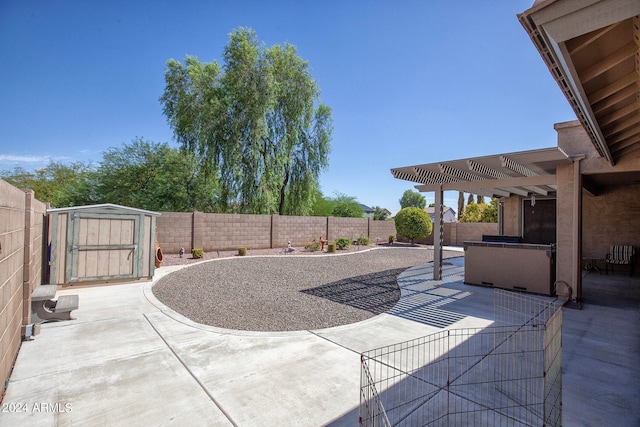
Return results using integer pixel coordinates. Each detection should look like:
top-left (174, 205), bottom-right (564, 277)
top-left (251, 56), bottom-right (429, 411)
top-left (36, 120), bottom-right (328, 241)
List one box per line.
top-left (0, 180), bottom-right (47, 393)
top-left (273, 215), bottom-right (328, 248)
top-left (402, 222), bottom-right (498, 246)
top-left (156, 212), bottom-right (400, 253)
top-left (155, 212), bottom-right (193, 254)
top-left (582, 183), bottom-right (640, 259)
top-left (21, 190), bottom-right (46, 323)
top-left (369, 220), bottom-right (397, 243)
top-left (198, 213), bottom-right (271, 251)
top-left (328, 217), bottom-right (369, 242)
top-left (447, 222), bottom-right (499, 246)
top-left (156, 211), bottom-right (500, 253)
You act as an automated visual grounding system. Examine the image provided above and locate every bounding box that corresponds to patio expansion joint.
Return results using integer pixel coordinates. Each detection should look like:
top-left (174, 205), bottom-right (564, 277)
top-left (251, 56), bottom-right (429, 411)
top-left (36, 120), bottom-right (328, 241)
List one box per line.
top-left (142, 313), bottom-right (240, 427)
top-left (8, 345), bottom-right (166, 384)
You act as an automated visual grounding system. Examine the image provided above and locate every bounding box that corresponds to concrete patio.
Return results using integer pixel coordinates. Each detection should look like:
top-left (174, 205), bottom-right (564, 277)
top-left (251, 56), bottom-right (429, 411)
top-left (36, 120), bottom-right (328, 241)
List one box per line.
top-left (1, 250), bottom-right (638, 426)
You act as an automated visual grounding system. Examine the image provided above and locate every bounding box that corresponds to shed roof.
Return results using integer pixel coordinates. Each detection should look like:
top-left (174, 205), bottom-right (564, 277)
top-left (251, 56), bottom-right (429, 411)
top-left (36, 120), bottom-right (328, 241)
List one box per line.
top-left (47, 203), bottom-right (161, 216)
top-left (391, 147), bottom-right (572, 197)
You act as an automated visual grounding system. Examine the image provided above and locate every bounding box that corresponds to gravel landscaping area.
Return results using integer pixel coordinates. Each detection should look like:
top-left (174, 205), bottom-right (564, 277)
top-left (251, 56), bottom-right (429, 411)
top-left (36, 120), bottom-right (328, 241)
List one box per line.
top-left (153, 245), bottom-right (461, 332)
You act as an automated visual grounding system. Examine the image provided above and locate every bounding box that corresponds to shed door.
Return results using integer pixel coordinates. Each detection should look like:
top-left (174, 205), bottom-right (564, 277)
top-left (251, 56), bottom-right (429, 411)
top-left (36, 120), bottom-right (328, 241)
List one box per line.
top-left (66, 213), bottom-right (140, 282)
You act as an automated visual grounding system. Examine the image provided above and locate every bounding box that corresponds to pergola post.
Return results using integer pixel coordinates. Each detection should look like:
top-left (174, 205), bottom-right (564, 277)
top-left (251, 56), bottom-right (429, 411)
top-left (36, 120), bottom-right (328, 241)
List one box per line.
top-left (572, 156), bottom-right (583, 302)
top-left (433, 185), bottom-right (443, 281)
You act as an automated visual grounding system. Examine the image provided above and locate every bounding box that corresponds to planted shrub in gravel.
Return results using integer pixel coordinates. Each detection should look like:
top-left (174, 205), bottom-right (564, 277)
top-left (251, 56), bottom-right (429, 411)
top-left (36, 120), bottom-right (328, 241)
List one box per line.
top-left (336, 237), bottom-right (351, 250)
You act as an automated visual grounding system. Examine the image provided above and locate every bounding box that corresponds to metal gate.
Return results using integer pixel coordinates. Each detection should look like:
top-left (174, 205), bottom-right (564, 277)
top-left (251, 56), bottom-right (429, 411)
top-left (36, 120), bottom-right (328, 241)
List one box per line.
top-left (360, 289), bottom-right (562, 426)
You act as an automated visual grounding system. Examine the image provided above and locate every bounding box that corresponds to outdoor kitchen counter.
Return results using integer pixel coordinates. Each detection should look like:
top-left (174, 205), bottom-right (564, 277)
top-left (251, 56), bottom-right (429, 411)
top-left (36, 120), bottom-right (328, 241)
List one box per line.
top-left (463, 241), bottom-right (556, 296)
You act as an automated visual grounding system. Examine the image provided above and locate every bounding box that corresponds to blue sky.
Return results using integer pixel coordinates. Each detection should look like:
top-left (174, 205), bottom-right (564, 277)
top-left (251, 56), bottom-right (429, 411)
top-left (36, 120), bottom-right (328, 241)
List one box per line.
top-left (0, 1), bottom-right (576, 214)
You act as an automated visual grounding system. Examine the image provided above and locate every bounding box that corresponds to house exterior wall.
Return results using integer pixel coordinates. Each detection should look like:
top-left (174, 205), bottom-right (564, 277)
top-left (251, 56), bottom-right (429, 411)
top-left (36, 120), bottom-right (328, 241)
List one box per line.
top-left (502, 196), bottom-right (522, 237)
top-left (555, 161), bottom-right (579, 298)
top-left (554, 120), bottom-right (640, 300)
top-left (582, 184), bottom-right (640, 259)
top-left (0, 181), bottom-right (47, 393)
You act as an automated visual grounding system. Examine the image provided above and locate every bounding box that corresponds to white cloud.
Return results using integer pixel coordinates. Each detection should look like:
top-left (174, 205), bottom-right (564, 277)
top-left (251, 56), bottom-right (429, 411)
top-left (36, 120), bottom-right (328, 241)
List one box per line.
top-left (0, 154), bottom-right (52, 164)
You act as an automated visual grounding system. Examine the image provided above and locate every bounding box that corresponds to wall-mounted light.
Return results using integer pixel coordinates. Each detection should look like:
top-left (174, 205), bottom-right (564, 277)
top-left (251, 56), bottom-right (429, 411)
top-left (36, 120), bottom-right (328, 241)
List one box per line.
top-left (531, 194), bottom-right (536, 207)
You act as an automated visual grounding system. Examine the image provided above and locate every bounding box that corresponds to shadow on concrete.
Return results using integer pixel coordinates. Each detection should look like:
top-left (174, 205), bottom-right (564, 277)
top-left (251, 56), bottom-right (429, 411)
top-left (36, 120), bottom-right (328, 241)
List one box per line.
top-left (581, 270), bottom-right (640, 310)
top-left (329, 262), bottom-right (640, 427)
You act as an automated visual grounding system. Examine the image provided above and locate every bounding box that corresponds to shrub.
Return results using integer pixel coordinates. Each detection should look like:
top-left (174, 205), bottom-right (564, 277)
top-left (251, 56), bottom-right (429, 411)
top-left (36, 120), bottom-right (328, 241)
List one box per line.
top-left (355, 234), bottom-right (370, 245)
top-left (191, 248), bottom-right (204, 259)
top-left (335, 237), bottom-right (351, 250)
top-left (389, 234), bottom-right (396, 244)
top-left (327, 242), bottom-right (336, 253)
top-left (305, 239), bottom-right (320, 251)
top-left (394, 207), bottom-right (433, 243)
top-left (238, 247), bottom-right (247, 256)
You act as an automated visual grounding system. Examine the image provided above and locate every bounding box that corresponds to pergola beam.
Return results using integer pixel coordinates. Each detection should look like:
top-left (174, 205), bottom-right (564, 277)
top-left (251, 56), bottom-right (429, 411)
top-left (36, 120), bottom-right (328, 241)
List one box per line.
top-left (415, 174), bottom-right (557, 192)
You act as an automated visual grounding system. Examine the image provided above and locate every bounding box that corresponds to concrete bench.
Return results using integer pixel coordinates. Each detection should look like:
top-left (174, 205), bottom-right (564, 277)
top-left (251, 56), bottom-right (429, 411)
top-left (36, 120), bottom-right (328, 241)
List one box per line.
top-left (31, 285), bottom-right (79, 323)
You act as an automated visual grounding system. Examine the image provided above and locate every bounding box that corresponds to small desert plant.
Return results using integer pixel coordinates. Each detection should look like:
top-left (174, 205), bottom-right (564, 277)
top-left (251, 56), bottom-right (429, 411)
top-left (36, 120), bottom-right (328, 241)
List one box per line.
top-left (304, 239), bottom-right (320, 252)
top-left (238, 247), bottom-right (247, 256)
top-left (389, 234), bottom-right (396, 244)
top-left (335, 237), bottom-right (351, 250)
top-left (191, 248), bottom-right (204, 259)
top-left (327, 242), bottom-right (336, 253)
top-left (355, 234), bottom-right (370, 245)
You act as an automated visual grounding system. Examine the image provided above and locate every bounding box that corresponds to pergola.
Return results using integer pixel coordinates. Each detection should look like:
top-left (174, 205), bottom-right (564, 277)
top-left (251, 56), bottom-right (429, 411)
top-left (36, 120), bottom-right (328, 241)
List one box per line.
top-left (391, 0), bottom-right (640, 294)
top-left (391, 148), bottom-right (572, 280)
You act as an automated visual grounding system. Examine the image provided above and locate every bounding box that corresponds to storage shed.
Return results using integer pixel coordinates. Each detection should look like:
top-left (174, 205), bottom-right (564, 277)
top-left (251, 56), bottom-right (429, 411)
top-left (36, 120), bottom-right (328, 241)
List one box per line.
top-left (48, 204), bottom-right (160, 286)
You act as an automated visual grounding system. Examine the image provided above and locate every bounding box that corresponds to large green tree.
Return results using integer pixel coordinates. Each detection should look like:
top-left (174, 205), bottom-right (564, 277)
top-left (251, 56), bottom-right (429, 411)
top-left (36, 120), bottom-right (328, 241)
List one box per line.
top-left (310, 187), bottom-right (334, 216)
top-left (399, 189), bottom-right (426, 209)
top-left (95, 138), bottom-right (219, 212)
top-left (331, 192), bottom-right (364, 218)
top-left (1, 161), bottom-right (96, 208)
top-left (161, 28), bottom-right (332, 215)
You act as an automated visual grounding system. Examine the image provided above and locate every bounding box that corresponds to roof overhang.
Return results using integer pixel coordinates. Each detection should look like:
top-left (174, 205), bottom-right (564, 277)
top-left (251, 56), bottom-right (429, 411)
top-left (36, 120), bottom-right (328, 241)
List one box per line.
top-left (47, 203), bottom-right (161, 216)
top-left (391, 147), bottom-right (572, 197)
top-left (518, 0), bottom-right (640, 166)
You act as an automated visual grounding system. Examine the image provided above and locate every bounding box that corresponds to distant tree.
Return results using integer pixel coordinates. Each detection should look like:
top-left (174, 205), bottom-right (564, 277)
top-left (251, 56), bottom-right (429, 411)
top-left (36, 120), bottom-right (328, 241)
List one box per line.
top-left (310, 186), bottom-right (334, 216)
top-left (1, 161), bottom-right (96, 208)
top-left (394, 207), bottom-right (432, 243)
top-left (459, 198), bottom-right (498, 223)
top-left (467, 193), bottom-right (474, 205)
top-left (476, 195), bottom-right (485, 204)
top-left (372, 206), bottom-right (389, 221)
top-left (331, 192), bottom-right (364, 218)
top-left (161, 27), bottom-right (332, 215)
top-left (399, 189), bottom-right (426, 209)
top-left (95, 138), bottom-right (219, 212)
top-left (483, 197), bottom-right (498, 222)
top-left (458, 192), bottom-right (465, 220)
